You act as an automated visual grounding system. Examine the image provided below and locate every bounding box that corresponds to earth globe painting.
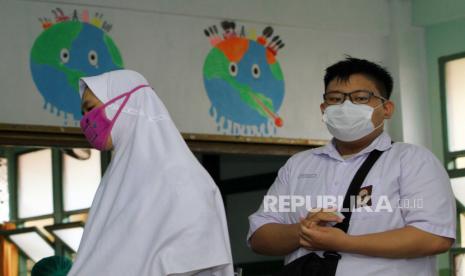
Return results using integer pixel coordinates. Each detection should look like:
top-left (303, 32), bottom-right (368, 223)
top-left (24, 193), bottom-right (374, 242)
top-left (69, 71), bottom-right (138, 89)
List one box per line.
top-left (203, 21), bottom-right (285, 136)
top-left (30, 8), bottom-right (124, 124)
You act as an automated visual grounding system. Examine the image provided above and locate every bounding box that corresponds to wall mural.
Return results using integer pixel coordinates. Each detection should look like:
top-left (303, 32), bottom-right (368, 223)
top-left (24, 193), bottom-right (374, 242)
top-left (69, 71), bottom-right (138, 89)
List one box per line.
top-left (203, 21), bottom-right (285, 136)
top-left (30, 8), bottom-right (124, 125)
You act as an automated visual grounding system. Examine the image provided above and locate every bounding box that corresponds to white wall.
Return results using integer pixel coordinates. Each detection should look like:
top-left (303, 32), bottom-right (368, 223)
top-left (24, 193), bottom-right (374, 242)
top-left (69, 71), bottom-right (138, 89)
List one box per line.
top-left (387, 0), bottom-right (431, 148)
top-left (1, 0), bottom-right (399, 141)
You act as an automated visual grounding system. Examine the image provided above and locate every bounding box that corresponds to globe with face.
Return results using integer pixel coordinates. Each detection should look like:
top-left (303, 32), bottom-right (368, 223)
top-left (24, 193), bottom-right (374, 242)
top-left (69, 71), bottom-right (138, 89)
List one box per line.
top-left (203, 23), bottom-right (285, 136)
top-left (30, 18), bottom-right (123, 122)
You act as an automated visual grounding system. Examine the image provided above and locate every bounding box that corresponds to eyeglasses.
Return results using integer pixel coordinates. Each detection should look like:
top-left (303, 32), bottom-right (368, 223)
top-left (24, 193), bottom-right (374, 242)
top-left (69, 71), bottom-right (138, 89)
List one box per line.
top-left (323, 90), bottom-right (386, 105)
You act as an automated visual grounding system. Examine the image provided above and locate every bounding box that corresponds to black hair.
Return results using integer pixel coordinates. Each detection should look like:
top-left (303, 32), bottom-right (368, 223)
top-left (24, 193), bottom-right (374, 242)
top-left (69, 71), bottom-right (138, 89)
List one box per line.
top-left (324, 57), bottom-right (393, 99)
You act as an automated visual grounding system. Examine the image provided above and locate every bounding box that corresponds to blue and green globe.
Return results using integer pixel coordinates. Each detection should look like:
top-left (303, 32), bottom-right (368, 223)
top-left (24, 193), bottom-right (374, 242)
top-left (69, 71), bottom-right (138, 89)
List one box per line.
top-left (30, 21), bottom-right (124, 121)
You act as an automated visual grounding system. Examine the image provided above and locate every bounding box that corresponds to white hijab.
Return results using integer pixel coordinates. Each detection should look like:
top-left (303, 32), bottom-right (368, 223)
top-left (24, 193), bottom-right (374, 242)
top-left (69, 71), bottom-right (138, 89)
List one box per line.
top-left (68, 69), bottom-right (233, 276)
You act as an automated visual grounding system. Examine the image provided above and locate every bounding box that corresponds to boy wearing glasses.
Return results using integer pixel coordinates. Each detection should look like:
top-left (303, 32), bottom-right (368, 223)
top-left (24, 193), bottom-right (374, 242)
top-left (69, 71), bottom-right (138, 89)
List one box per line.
top-left (247, 57), bottom-right (455, 275)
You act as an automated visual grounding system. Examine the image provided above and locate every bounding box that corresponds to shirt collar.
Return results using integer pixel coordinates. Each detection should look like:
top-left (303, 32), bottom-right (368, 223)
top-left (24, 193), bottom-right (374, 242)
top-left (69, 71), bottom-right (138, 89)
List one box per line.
top-left (312, 131), bottom-right (392, 161)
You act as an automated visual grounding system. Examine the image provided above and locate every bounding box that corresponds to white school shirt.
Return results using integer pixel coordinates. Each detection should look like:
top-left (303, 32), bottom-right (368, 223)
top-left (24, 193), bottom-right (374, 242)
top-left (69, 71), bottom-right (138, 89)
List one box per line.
top-left (247, 131), bottom-right (456, 276)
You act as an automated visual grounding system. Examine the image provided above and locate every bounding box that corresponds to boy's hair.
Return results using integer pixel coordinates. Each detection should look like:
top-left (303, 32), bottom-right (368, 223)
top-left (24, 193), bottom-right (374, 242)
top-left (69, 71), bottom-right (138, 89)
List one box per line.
top-left (324, 57), bottom-right (393, 99)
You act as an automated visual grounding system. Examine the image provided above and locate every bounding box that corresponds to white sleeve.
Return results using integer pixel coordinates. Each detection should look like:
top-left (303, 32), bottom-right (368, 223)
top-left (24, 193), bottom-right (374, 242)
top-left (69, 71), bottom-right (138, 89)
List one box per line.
top-left (399, 145), bottom-right (456, 239)
top-left (246, 158), bottom-right (292, 246)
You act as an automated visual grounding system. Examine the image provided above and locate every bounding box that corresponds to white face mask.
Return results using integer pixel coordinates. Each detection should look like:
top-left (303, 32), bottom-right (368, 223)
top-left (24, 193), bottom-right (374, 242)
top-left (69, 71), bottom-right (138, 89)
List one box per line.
top-left (322, 100), bottom-right (384, 142)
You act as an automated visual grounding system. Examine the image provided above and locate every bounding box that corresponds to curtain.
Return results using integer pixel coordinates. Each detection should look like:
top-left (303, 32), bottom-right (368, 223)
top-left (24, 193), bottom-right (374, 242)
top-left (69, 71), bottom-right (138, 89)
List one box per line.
top-left (0, 222), bottom-right (18, 276)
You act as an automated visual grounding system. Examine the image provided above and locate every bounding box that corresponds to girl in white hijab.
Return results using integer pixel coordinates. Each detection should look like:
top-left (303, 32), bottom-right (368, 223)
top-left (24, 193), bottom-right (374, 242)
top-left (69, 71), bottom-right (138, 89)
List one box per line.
top-left (68, 69), bottom-right (234, 276)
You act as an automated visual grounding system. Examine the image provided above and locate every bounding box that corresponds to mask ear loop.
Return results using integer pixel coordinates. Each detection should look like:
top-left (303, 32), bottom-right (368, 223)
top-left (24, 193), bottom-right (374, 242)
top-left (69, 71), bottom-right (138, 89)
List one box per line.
top-left (372, 99), bottom-right (387, 130)
top-left (103, 84), bottom-right (150, 129)
top-left (373, 120), bottom-right (385, 131)
top-left (373, 102), bottom-right (385, 110)
top-left (89, 84), bottom-right (149, 149)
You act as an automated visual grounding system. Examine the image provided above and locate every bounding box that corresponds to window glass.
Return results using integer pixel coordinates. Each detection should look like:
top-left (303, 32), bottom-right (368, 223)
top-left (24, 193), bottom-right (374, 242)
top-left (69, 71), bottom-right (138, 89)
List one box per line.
top-left (456, 157), bottom-right (465, 170)
top-left (0, 157), bottom-right (8, 222)
top-left (18, 150), bottom-right (53, 218)
top-left (9, 231), bottom-right (54, 263)
top-left (451, 177), bottom-right (465, 207)
top-left (445, 58), bottom-right (465, 152)
top-left (63, 149), bottom-right (101, 211)
top-left (53, 227), bottom-right (84, 252)
top-left (454, 253), bottom-right (465, 276)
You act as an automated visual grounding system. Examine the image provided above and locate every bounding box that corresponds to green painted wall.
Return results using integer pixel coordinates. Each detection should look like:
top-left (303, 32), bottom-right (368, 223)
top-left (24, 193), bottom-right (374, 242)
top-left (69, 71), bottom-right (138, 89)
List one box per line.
top-left (413, 0), bottom-right (465, 26)
top-left (412, 2), bottom-right (465, 274)
top-left (413, 0), bottom-right (465, 163)
top-left (424, 16), bottom-right (465, 276)
top-left (424, 17), bottom-right (465, 162)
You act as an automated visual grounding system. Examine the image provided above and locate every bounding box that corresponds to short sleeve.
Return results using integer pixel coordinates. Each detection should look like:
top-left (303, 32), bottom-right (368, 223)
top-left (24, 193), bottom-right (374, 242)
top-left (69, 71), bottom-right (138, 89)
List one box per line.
top-left (246, 158), bottom-right (292, 246)
top-left (399, 145), bottom-right (456, 239)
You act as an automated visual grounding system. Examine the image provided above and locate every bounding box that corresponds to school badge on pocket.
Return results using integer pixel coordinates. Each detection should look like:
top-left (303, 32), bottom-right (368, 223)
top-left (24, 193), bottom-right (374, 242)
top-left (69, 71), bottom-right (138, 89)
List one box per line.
top-left (356, 185), bottom-right (373, 208)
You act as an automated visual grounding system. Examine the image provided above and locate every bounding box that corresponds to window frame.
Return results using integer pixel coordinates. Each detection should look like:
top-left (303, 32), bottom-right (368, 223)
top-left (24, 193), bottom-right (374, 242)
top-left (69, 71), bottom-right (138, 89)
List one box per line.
top-left (438, 52), bottom-right (465, 178)
top-left (439, 53), bottom-right (465, 264)
top-left (0, 127), bottom-right (320, 275)
top-left (3, 146), bottom-right (111, 275)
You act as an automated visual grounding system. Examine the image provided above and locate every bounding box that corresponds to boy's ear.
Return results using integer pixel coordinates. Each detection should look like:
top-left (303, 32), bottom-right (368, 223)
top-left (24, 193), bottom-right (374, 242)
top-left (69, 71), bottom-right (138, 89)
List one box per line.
top-left (383, 101), bottom-right (395, 119)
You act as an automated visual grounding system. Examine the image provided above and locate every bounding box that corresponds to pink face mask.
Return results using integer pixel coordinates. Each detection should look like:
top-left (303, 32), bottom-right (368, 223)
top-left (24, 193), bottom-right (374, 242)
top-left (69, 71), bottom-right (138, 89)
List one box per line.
top-left (80, 84), bottom-right (149, 150)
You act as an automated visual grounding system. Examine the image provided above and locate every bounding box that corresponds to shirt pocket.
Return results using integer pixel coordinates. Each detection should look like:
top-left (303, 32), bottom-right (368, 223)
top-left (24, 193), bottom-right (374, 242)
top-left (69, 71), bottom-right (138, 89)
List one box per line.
top-left (291, 174), bottom-right (322, 218)
top-left (294, 174), bottom-right (322, 196)
top-left (350, 177), bottom-right (398, 221)
top-left (350, 177), bottom-right (382, 220)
